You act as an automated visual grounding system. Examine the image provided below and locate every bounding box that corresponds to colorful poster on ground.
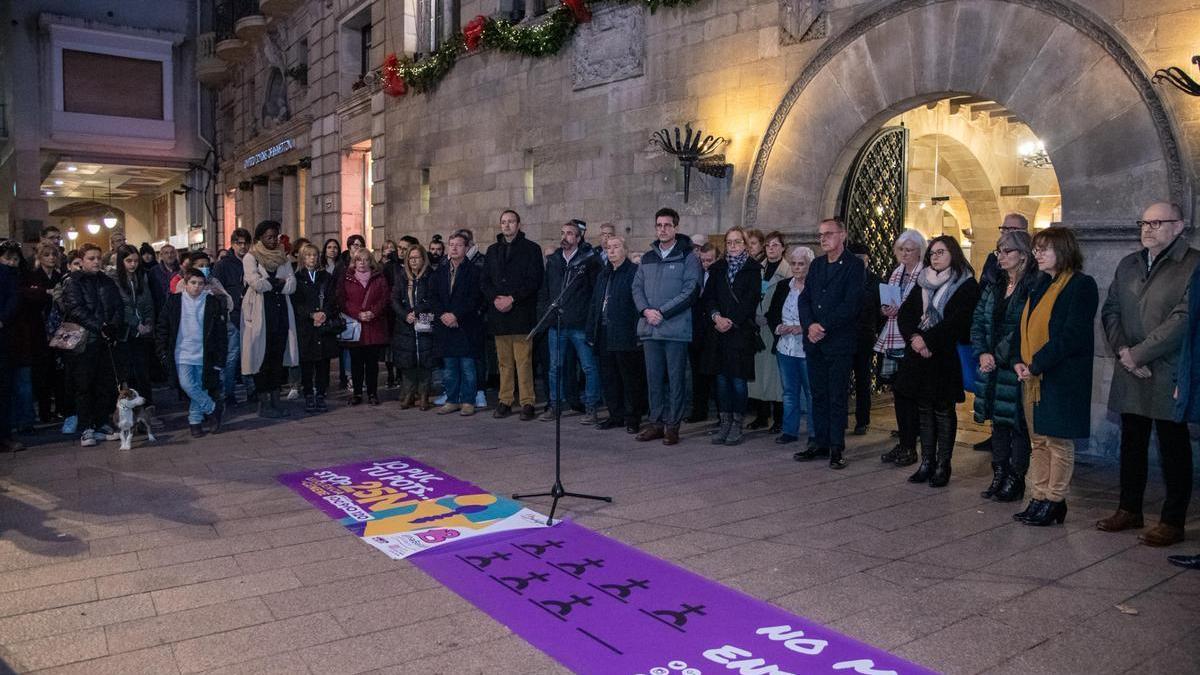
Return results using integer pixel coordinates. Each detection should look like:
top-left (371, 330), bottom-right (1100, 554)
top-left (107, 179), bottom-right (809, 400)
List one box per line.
top-left (277, 457), bottom-right (546, 558)
top-left (410, 521), bottom-right (937, 675)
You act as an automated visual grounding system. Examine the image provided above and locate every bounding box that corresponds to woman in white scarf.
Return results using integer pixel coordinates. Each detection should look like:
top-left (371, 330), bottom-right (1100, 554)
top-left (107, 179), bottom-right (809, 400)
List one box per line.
top-left (241, 220), bottom-right (299, 418)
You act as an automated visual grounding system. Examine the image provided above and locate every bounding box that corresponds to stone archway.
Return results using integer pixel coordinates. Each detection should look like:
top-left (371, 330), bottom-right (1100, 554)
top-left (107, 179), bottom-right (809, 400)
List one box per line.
top-left (743, 0), bottom-right (1187, 236)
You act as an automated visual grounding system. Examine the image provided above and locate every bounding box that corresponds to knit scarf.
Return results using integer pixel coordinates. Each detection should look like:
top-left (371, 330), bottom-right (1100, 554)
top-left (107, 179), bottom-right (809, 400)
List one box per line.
top-left (354, 269), bottom-right (372, 287)
top-left (726, 250), bottom-right (749, 284)
top-left (917, 266), bottom-right (969, 331)
top-left (1019, 271), bottom-right (1072, 405)
top-left (251, 241), bottom-right (287, 272)
top-left (405, 267), bottom-right (426, 307)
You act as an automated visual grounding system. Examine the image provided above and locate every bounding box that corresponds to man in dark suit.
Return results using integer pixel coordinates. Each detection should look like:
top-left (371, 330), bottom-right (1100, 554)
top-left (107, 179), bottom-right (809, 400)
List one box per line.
top-left (796, 218), bottom-right (866, 469)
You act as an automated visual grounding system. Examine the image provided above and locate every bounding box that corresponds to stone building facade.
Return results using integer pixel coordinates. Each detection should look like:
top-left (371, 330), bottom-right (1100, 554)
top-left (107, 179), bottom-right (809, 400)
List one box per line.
top-left (376, 0), bottom-right (1200, 457)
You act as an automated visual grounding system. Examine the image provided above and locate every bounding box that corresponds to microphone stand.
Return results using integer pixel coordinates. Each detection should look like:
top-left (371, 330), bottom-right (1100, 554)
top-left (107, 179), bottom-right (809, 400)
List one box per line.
top-left (511, 254), bottom-right (612, 525)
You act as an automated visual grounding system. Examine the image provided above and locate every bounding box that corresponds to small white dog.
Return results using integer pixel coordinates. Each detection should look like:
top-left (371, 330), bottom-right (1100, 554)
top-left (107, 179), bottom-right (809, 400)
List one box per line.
top-left (115, 385), bottom-right (156, 450)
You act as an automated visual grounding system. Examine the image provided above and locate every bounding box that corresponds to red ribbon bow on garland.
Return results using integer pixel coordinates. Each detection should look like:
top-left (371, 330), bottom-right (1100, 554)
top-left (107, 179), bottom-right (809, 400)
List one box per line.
top-left (563, 0), bottom-right (592, 23)
top-left (464, 15), bottom-right (487, 51)
top-left (382, 53), bottom-right (407, 97)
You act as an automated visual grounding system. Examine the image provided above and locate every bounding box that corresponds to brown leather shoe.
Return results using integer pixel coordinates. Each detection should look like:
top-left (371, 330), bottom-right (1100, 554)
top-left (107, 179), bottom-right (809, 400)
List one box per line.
top-left (1139, 522), bottom-right (1185, 547)
top-left (635, 425), bottom-right (664, 442)
top-left (663, 425), bottom-right (680, 446)
top-left (1096, 509), bottom-right (1144, 532)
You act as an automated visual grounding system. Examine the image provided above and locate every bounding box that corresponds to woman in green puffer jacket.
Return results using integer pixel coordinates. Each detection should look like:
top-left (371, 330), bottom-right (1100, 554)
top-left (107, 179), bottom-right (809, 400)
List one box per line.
top-left (971, 230), bottom-right (1038, 502)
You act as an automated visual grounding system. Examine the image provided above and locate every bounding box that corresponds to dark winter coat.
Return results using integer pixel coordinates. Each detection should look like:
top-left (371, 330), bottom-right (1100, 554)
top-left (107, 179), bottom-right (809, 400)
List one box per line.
top-left (338, 269), bottom-right (391, 347)
top-left (1175, 265), bottom-right (1200, 423)
top-left (108, 269), bottom-right (156, 342)
top-left (148, 263), bottom-right (176, 311)
top-left (858, 269), bottom-right (884, 350)
top-left (798, 251), bottom-right (866, 357)
top-left (8, 273), bottom-right (46, 366)
top-left (481, 231), bottom-right (544, 335)
top-left (212, 253), bottom-right (246, 324)
top-left (432, 259), bottom-right (485, 358)
top-left (587, 258), bottom-right (640, 352)
top-left (155, 292), bottom-right (228, 391)
top-left (700, 257), bottom-right (763, 380)
top-left (894, 273), bottom-right (980, 404)
top-left (539, 244), bottom-right (600, 330)
top-left (1102, 235), bottom-right (1200, 420)
top-left (632, 233), bottom-right (703, 343)
top-left (390, 269), bottom-right (442, 369)
top-left (62, 270), bottom-right (124, 344)
top-left (293, 268), bottom-right (342, 362)
top-left (1014, 272), bottom-right (1099, 439)
top-left (0, 265), bottom-right (19, 358)
top-left (971, 272), bottom-right (1034, 427)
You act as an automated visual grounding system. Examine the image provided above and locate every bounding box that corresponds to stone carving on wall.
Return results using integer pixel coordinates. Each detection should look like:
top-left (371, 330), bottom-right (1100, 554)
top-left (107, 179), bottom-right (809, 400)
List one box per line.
top-left (571, 3), bottom-right (645, 91)
top-left (259, 27), bottom-right (292, 128)
top-left (780, 0), bottom-right (826, 45)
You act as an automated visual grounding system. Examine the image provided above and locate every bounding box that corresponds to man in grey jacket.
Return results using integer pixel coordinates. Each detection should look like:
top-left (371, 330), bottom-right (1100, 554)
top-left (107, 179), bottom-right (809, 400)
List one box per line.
top-left (1097, 202), bottom-right (1200, 548)
top-left (632, 207), bottom-right (703, 445)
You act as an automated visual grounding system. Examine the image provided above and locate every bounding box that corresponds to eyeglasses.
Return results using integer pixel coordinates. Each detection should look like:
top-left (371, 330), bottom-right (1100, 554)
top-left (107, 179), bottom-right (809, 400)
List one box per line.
top-left (928, 249), bottom-right (950, 257)
top-left (994, 247), bottom-right (1018, 256)
top-left (1136, 219), bottom-right (1181, 230)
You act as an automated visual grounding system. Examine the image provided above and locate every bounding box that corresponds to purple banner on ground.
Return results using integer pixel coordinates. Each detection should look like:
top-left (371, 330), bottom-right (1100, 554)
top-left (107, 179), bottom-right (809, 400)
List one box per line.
top-left (277, 457), bottom-right (486, 532)
top-left (411, 521), bottom-right (936, 675)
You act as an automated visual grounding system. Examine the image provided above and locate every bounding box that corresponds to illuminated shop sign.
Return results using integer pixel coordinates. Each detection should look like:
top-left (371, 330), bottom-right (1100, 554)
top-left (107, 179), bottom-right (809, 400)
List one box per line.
top-left (243, 139), bottom-right (295, 169)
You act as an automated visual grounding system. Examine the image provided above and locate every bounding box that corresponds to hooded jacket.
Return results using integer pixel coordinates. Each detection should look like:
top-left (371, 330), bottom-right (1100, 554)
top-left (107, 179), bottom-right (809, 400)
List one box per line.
top-left (631, 233), bottom-right (703, 342)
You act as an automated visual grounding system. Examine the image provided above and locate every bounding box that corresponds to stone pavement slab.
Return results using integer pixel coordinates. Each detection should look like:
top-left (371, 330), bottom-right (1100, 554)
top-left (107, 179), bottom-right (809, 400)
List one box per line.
top-left (0, 396), bottom-right (1197, 674)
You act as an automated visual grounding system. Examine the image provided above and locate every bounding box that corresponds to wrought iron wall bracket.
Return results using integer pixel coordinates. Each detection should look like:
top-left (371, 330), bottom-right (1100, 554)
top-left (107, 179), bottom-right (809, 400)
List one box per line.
top-left (1153, 56), bottom-right (1200, 96)
top-left (650, 125), bottom-right (728, 202)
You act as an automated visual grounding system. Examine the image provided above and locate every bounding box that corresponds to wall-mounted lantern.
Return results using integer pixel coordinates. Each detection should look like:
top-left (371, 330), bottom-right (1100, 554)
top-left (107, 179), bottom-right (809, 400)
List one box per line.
top-left (650, 125), bottom-right (729, 203)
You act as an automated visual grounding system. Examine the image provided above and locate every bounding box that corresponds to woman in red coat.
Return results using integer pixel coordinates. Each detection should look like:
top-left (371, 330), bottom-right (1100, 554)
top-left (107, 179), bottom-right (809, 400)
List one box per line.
top-left (338, 248), bottom-right (391, 405)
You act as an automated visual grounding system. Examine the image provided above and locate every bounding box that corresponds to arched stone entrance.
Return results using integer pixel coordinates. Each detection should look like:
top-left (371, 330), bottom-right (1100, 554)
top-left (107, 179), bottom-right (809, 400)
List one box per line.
top-left (744, 0), bottom-right (1186, 235)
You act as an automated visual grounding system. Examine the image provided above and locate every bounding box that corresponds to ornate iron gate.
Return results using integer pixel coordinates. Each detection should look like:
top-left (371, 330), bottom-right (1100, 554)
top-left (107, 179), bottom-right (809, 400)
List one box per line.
top-left (838, 125), bottom-right (908, 281)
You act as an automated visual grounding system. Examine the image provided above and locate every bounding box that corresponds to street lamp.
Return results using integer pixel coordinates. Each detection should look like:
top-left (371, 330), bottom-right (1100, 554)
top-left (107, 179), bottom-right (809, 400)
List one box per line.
top-left (1019, 139), bottom-right (1051, 169)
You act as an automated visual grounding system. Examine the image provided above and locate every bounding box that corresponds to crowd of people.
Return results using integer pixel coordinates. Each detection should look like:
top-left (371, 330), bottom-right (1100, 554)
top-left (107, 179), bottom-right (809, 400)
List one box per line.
top-left (0, 202), bottom-right (1197, 566)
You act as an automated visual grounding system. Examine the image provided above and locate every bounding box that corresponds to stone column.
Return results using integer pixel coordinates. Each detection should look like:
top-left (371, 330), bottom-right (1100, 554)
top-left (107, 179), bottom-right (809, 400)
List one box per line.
top-left (251, 179), bottom-right (269, 227)
top-left (281, 169), bottom-right (299, 237)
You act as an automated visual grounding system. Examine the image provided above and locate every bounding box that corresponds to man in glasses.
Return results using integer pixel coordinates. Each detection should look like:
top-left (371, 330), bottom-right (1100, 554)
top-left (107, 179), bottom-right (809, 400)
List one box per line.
top-left (632, 207), bottom-right (703, 445)
top-left (1097, 202), bottom-right (1199, 549)
top-left (794, 218), bottom-right (866, 469)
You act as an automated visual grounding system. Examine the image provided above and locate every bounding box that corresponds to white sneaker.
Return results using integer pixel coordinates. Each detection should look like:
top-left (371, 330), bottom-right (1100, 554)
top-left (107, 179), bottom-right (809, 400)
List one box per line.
top-left (433, 393), bottom-right (448, 406)
top-left (80, 429), bottom-right (96, 447)
top-left (474, 391), bottom-right (487, 409)
top-left (62, 415), bottom-right (78, 434)
top-left (286, 387), bottom-right (300, 401)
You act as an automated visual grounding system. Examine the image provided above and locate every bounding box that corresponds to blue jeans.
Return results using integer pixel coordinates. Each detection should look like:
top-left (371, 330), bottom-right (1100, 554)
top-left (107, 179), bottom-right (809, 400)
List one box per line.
top-left (13, 366), bottom-right (35, 430)
top-left (714, 374), bottom-right (748, 414)
top-left (223, 323), bottom-right (241, 401)
top-left (177, 363), bottom-right (216, 424)
top-left (777, 353), bottom-right (814, 437)
top-left (548, 328), bottom-right (601, 409)
top-left (644, 340), bottom-right (689, 427)
top-left (442, 357), bottom-right (477, 405)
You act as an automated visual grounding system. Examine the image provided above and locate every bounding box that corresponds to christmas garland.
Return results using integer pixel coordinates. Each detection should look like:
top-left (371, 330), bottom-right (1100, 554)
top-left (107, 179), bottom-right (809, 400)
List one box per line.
top-left (381, 0), bottom-right (702, 96)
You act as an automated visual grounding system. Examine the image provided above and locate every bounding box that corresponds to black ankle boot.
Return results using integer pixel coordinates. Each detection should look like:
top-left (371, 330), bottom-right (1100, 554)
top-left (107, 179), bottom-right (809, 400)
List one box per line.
top-left (881, 445), bottom-right (900, 463)
top-left (907, 455), bottom-right (933, 483)
top-left (1024, 500), bottom-right (1067, 526)
top-left (1014, 499), bottom-right (1047, 522)
top-left (994, 472), bottom-right (1025, 502)
top-left (929, 461), bottom-right (952, 487)
top-left (981, 462), bottom-right (1005, 498)
top-left (893, 446), bottom-right (918, 467)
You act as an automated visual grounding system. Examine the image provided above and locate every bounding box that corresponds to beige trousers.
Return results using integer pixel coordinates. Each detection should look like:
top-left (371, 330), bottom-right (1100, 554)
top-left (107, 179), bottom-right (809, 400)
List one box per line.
top-left (495, 334), bottom-right (535, 407)
top-left (1024, 392), bottom-right (1075, 502)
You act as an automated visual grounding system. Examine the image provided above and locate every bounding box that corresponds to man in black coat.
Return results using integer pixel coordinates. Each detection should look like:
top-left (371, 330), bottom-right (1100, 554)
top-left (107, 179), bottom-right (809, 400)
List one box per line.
top-left (796, 218), bottom-right (866, 469)
top-left (481, 210), bottom-right (544, 420)
top-left (432, 233), bottom-right (486, 415)
top-left (156, 269), bottom-right (228, 436)
top-left (538, 220), bottom-right (602, 423)
top-left (211, 228), bottom-right (251, 406)
top-left (849, 242), bottom-right (883, 435)
top-left (587, 236), bottom-right (646, 433)
top-left (688, 242), bottom-right (718, 423)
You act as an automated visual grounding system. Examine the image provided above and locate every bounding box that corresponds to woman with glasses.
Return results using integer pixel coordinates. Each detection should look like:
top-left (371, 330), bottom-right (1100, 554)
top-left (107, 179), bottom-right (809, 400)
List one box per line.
top-left (896, 236), bottom-right (979, 487)
top-left (875, 229), bottom-right (926, 466)
top-left (702, 226), bottom-right (764, 445)
top-left (971, 231), bottom-right (1037, 502)
top-left (1012, 227), bottom-right (1098, 526)
top-left (748, 231), bottom-right (790, 433)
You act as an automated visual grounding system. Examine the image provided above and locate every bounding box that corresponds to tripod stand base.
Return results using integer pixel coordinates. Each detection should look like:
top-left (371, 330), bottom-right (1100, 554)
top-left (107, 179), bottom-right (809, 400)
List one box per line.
top-left (513, 481), bottom-right (612, 526)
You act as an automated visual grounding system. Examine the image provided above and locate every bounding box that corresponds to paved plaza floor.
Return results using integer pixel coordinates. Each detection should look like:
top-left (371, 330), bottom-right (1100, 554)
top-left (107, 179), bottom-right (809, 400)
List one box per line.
top-left (0, 391), bottom-right (1197, 674)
